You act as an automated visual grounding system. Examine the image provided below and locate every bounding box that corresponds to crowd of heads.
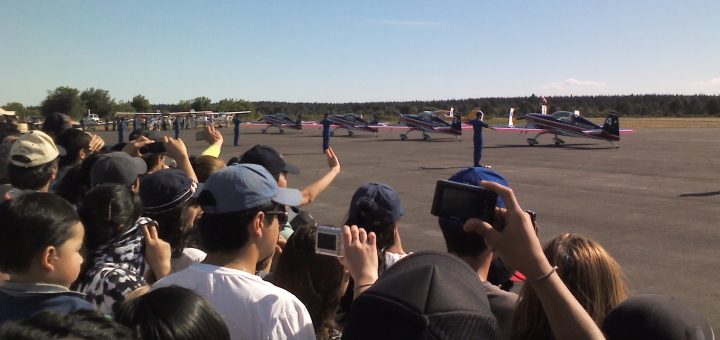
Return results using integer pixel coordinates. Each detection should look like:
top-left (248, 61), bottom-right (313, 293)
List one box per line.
top-left (0, 115), bottom-right (714, 340)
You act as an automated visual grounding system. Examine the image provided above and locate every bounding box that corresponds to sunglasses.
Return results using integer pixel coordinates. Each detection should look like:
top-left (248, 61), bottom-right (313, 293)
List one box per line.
top-left (264, 210), bottom-right (289, 226)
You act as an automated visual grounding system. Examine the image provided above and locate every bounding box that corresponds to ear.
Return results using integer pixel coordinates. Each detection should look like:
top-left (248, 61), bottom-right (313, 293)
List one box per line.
top-left (130, 178), bottom-right (141, 193)
top-left (40, 246), bottom-right (58, 272)
top-left (78, 148), bottom-right (88, 160)
top-left (250, 211), bottom-right (265, 239)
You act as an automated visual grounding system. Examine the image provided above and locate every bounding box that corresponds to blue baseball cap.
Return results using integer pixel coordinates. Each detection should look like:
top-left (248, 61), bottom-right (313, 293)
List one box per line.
top-left (199, 163), bottom-right (303, 214)
top-left (447, 167), bottom-right (508, 208)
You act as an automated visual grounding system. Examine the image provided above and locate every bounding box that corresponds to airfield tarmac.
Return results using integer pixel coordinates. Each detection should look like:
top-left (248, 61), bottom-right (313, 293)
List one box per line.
top-left (97, 125), bottom-right (720, 328)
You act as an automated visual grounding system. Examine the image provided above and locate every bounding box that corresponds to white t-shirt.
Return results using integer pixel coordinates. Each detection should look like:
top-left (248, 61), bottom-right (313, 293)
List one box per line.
top-left (170, 247), bottom-right (207, 273)
top-left (152, 263), bottom-right (315, 340)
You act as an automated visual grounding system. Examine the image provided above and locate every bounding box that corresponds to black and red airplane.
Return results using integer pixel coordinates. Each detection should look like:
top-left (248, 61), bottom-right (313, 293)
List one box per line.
top-left (398, 110), bottom-right (464, 141)
top-left (325, 113), bottom-right (379, 136)
top-left (493, 110), bottom-right (635, 147)
top-left (248, 113), bottom-right (304, 134)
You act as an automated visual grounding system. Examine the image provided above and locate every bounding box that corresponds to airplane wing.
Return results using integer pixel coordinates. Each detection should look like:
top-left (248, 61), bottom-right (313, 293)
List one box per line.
top-left (491, 126), bottom-right (548, 133)
top-left (581, 128), bottom-right (636, 135)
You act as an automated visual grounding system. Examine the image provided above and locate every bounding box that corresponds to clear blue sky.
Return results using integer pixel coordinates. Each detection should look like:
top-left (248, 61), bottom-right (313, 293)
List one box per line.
top-left (2, 0), bottom-right (719, 106)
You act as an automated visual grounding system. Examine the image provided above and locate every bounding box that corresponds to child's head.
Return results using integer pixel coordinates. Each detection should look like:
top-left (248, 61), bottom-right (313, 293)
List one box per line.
top-left (0, 192), bottom-right (84, 286)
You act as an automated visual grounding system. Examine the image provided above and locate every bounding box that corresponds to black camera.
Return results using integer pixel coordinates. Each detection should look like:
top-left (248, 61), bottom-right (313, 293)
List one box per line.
top-left (315, 225), bottom-right (344, 257)
top-left (431, 180), bottom-right (498, 224)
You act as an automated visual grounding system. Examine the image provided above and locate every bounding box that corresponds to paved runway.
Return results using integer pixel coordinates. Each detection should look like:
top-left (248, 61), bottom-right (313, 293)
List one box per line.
top-left (99, 125), bottom-right (720, 328)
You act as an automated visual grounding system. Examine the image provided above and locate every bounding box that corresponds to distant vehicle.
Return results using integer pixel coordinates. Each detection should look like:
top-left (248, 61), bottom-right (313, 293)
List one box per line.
top-left (82, 113), bottom-right (101, 125)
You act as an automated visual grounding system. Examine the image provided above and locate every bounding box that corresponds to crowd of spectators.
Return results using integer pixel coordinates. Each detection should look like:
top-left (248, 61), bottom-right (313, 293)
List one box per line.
top-left (0, 113), bottom-right (714, 340)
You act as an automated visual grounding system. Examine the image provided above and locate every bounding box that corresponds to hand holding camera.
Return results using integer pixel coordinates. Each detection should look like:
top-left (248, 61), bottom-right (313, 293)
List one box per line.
top-left (462, 180), bottom-right (551, 280)
top-left (431, 180), bottom-right (498, 225)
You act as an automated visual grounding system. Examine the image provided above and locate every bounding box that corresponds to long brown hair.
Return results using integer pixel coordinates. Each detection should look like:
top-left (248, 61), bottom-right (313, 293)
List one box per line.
top-left (510, 233), bottom-right (629, 340)
top-left (272, 225), bottom-right (348, 340)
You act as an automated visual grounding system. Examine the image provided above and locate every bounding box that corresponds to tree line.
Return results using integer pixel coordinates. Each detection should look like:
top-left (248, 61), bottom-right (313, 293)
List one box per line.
top-left (3, 86), bottom-right (719, 121)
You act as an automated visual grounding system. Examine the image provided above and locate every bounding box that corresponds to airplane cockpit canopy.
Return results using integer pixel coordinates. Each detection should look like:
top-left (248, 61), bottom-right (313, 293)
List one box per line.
top-left (418, 112), bottom-right (434, 123)
top-left (550, 111), bottom-right (575, 123)
top-left (275, 113), bottom-right (291, 119)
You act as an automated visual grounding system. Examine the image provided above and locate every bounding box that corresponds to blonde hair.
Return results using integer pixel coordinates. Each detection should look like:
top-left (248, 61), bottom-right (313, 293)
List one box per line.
top-left (194, 155), bottom-right (225, 183)
top-left (510, 233), bottom-right (629, 340)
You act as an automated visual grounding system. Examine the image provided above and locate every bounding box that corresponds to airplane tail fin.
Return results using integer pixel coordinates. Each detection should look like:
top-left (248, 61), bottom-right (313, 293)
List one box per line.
top-left (602, 111), bottom-right (620, 137)
top-left (508, 107), bottom-right (515, 127)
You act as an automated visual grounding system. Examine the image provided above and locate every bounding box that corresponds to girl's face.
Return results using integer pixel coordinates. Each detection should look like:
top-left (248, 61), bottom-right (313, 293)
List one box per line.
top-left (48, 222), bottom-right (85, 287)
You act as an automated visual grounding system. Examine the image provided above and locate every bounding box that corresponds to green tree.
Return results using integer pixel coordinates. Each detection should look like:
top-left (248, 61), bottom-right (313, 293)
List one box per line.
top-left (80, 88), bottom-right (115, 118)
top-left (131, 95), bottom-right (151, 112)
top-left (191, 96), bottom-right (213, 111)
top-left (216, 98), bottom-right (256, 112)
top-left (40, 86), bottom-right (83, 117)
top-left (2, 102), bottom-right (29, 116)
top-left (114, 101), bottom-right (134, 113)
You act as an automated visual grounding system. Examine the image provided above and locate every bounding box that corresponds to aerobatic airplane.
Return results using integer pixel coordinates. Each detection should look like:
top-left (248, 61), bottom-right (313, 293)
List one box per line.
top-left (326, 113), bottom-right (379, 136)
top-left (249, 113), bottom-right (304, 134)
top-left (493, 109), bottom-right (635, 147)
top-left (398, 109), bottom-right (463, 141)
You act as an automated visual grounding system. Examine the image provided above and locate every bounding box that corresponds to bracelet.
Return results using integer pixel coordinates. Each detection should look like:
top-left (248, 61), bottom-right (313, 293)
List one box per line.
top-left (526, 266), bottom-right (558, 283)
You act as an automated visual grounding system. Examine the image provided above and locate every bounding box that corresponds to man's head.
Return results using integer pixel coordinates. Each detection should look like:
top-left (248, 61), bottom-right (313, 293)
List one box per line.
top-left (90, 152), bottom-right (147, 191)
top-left (438, 167), bottom-right (508, 258)
top-left (345, 183), bottom-right (404, 252)
top-left (41, 113), bottom-right (71, 139)
top-left (196, 164), bottom-right (302, 263)
top-left (343, 251), bottom-right (499, 339)
top-left (240, 144), bottom-right (299, 187)
top-left (7, 131), bottom-right (63, 191)
top-left (56, 128), bottom-right (91, 168)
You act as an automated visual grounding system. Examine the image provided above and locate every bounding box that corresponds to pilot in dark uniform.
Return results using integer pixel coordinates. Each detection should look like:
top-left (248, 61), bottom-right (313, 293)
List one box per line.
top-left (470, 111), bottom-right (491, 167)
top-left (233, 114), bottom-right (242, 146)
top-left (321, 113), bottom-right (331, 152)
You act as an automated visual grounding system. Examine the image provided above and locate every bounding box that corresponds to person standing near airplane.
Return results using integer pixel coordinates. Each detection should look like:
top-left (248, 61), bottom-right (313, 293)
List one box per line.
top-left (471, 111), bottom-right (493, 168)
top-left (133, 115), bottom-right (139, 132)
top-left (233, 113), bottom-right (241, 146)
top-left (174, 116), bottom-right (181, 139)
top-left (321, 113), bottom-right (331, 152)
top-left (118, 118), bottom-right (125, 144)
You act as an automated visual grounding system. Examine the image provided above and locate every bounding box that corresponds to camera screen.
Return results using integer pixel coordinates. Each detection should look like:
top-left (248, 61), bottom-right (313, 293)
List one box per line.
top-left (432, 180), bottom-right (497, 223)
top-left (316, 232), bottom-right (338, 251)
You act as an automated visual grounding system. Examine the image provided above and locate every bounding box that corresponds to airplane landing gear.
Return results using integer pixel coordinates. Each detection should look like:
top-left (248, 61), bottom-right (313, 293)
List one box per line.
top-left (553, 137), bottom-right (565, 146)
top-left (423, 133), bottom-right (430, 141)
top-left (330, 130), bottom-right (335, 137)
top-left (527, 138), bottom-right (539, 146)
top-left (279, 128), bottom-right (285, 134)
top-left (261, 128), bottom-right (267, 134)
top-left (348, 130), bottom-right (354, 137)
top-left (400, 133), bottom-right (408, 141)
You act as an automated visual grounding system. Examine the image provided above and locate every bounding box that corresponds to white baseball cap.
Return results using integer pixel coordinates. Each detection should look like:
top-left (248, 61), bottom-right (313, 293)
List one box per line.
top-left (9, 131), bottom-right (65, 168)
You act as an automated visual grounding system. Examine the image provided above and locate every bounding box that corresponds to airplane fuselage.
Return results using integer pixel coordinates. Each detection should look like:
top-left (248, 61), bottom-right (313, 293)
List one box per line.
top-left (399, 115), bottom-right (461, 136)
top-left (525, 112), bottom-right (619, 141)
top-left (328, 114), bottom-right (378, 133)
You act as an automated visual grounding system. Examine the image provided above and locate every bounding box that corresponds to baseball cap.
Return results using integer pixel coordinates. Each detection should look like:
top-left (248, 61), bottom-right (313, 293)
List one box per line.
top-left (140, 169), bottom-right (197, 214)
top-left (9, 130), bottom-right (65, 168)
top-left (347, 183), bottom-right (404, 230)
top-left (240, 144), bottom-right (299, 176)
top-left (343, 251), bottom-right (500, 340)
top-left (198, 163), bottom-right (303, 214)
top-left (602, 294), bottom-right (714, 340)
top-left (447, 167), bottom-right (508, 208)
top-left (90, 152), bottom-right (147, 187)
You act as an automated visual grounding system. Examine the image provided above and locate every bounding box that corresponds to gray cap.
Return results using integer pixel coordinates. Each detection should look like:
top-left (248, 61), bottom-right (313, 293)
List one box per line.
top-left (90, 152), bottom-right (147, 187)
top-left (199, 163), bottom-right (303, 214)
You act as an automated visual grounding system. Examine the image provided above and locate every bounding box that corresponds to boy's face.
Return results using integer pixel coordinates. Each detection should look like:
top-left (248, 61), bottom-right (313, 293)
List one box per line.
top-left (48, 222), bottom-right (85, 287)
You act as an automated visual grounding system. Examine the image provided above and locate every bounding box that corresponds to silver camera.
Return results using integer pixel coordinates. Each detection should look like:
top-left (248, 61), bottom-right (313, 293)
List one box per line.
top-left (315, 225), bottom-right (344, 257)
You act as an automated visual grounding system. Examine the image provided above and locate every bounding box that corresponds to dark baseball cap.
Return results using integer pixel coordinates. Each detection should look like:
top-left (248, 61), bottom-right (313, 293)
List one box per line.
top-left (41, 112), bottom-right (71, 136)
top-left (240, 144), bottom-right (299, 176)
top-left (343, 251), bottom-right (499, 340)
top-left (347, 183), bottom-right (404, 230)
top-left (90, 152), bottom-right (147, 187)
top-left (140, 169), bottom-right (197, 214)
